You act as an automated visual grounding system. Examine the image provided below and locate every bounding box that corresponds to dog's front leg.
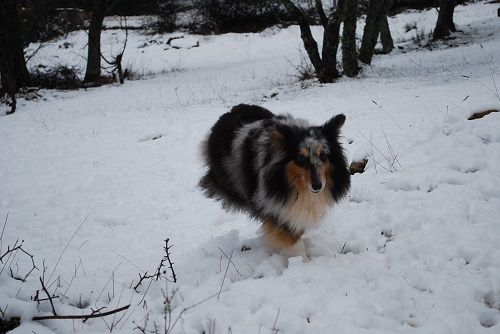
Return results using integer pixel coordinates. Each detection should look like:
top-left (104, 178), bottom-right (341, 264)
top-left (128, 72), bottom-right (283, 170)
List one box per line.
top-left (261, 219), bottom-right (309, 262)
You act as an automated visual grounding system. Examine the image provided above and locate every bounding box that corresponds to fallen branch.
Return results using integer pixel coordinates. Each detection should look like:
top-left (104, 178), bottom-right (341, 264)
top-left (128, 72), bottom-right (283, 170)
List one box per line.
top-left (468, 109), bottom-right (498, 120)
top-left (166, 36), bottom-right (183, 45)
top-left (32, 304), bottom-right (130, 321)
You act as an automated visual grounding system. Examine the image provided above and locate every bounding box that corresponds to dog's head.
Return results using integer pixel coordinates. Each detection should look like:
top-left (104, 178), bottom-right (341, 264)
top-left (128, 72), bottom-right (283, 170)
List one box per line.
top-left (272, 114), bottom-right (350, 199)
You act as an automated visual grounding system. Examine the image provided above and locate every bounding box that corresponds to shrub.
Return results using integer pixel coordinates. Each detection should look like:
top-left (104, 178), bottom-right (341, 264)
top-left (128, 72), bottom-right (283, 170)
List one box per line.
top-left (192, 0), bottom-right (291, 33)
top-left (157, 0), bottom-right (181, 33)
top-left (30, 65), bottom-right (82, 90)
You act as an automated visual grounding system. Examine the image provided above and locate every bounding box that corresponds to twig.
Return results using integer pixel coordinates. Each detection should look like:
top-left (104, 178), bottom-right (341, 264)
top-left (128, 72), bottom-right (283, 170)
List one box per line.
top-left (381, 125), bottom-right (402, 169)
top-left (136, 279), bottom-right (153, 306)
top-left (95, 262), bottom-right (122, 305)
top-left (271, 308), bottom-right (280, 334)
top-left (82, 307), bottom-right (105, 323)
top-left (32, 304), bottom-right (130, 321)
top-left (62, 258), bottom-right (86, 298)
top-left (218, 247), bottom-right (241, 276)
top-left (0, 239), bottom-right (38, 280)
top-left (480, 44), bottom-right (499, 102)
top-left (340, 242), bottom-right (347, 254)
top-left (25, 43), bottom-right (46, 63)
top-left (132, 312), bottom-right (150, 333)
top-left (166, 36), bottom-right (183, 45)
top-left (359, 131), bottom-right (399, 173)
top-left (47, 217), bottom-right (87, 285)
top-left (0, 239), bottom-right (23, 263)
top-left (217, 251), bottom-right (233, 300)
top-left (133, 271), bottom-right (152, 292)
top-left (0, 212), bottom-right (8, 252)
top-left (134, 238), bottom-right (177, 292)
top-left (101, 17), bottom-right (129, 84)
top-left (371, 100), bottom-right (403, 131)
top-left (167, 292), bottom-right (219, 334)
top-left (39, 277), bottom-right (58, 316)
top-left (164, 239), bottom-right (177, 283)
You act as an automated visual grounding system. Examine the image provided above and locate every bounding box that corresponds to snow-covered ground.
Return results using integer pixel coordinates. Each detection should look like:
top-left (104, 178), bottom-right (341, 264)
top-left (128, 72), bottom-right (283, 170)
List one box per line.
top-left (1, 2), bottom-right (500, 333)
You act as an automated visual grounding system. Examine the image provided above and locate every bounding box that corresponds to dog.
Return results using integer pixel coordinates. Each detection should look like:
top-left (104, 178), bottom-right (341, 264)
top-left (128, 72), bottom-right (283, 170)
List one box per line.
top-left (199, 104), bottom-right (351, 260)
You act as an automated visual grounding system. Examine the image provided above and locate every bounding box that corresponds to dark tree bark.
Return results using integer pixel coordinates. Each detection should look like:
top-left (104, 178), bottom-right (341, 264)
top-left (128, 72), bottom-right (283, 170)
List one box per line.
top-left (83, 0), bottom-right (123, 83)
top-left (281, 0), bottom-right (325, 81)
top-left (358, 0), bottom-right (393, 65)
top-left (321, 0), bottom-right (344, 81)
top-left (433, 0), bottom-right (456, 40)
top-left (84, 3), bottom-right (106, 83)
top-left (0, 0), bottom-right (30, 114)
top-left (379, 9), bottom-right (394, 53)
top-left (359, 0), bottom-right (383, 64)
top-left (342, 0), bottom-right (359, 77)
top-left (281, 0), bottom-right (343, 83)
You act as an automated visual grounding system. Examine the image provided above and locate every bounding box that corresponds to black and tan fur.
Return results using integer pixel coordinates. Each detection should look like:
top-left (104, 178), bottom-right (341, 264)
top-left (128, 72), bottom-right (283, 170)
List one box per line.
top-left (199, 104), bottom-right (350, 259)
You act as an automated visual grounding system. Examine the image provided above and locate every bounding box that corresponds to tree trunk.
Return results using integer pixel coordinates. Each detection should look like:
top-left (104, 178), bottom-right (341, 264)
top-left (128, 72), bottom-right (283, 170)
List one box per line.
top-left (0, 0), bottom-right (29, 114)
top-left (281, 0), bottom-right (330, 82)
top-left (358, 0), bottom-right (383, 64)
top-left (299, 22), bottom-right (327, 81)
top-left (0, 0), bottom-right (30, 87)
top-left (358, 0), bottom-right (393, 64)
top-left (342, 0), bottom-right (359, 77)
top-left (379, 0), bottom-right (394, 53)
top-left (281, 0), bottom-right (349, 83)
top-left (321, 0), bottom-right (344, 82)
top-left (84, 5), bottom-right (106, 83)
top-left (433, 0), bottom-right (456, 40)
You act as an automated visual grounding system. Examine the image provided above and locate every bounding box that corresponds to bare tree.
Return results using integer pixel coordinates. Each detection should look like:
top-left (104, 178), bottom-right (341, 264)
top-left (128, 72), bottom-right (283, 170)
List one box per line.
top-left (433, 0), bottom-right (456, 40)
top-left (358, 0), bottom-right (394, 65)
top-left (0, 0), bottom-right (30, 115)
top-left (101, 18), bottom-right (128, 84)
top-left (342, 0), bottom-right (359, 77)
top-left (281, 0), bottom-right (345, 83)
top-left (84, 0), bottom-right (124, 83)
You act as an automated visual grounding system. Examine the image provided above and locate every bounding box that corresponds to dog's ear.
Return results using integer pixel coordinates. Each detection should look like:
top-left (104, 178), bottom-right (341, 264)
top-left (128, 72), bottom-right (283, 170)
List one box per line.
top-left (269, 123), bottom-right (291, 152)
top-left (322, 114), bottom-right (346, 139)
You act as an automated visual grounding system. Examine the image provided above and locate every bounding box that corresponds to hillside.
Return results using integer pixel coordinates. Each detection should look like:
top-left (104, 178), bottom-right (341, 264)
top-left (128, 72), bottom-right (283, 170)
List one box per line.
top-left (1, 2), bottom-right (500, 333)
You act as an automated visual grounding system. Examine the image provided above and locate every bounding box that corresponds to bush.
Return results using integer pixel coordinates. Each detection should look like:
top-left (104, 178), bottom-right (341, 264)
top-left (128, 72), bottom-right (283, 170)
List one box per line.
top-left (157, 0), bottom-right (181, 33)
top-left (403, 20), bottom-right (418, 33)
top-left (30, 65), bottom-right (82, 90)
top-left (192, 0), bottom-right (291, 33)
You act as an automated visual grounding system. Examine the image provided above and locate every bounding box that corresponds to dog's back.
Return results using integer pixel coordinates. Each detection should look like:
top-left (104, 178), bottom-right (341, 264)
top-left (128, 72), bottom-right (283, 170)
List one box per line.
top-left (199, 104), bottom-right (275, 210)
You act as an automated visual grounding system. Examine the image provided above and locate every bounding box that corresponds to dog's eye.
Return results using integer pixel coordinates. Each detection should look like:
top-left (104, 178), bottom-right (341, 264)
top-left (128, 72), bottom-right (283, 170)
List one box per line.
top-left (319, 152), bottom-right (328, 162)
top-left (296, 155), bottom-right (308, 166)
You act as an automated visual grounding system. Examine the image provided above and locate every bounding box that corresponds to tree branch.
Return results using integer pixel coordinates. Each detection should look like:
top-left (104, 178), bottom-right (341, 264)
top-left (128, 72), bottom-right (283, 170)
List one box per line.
top-left (164, 239), bottom-right (177, 283)
top-left (134, 238), bottom-right (177, 292)
top-left (32, 304), bottom-right (130, 321)
top-left (39, 277), bottom-right (58, 316)
top-left (281, 0), bottom-right (326, 80)
top-left (315, 0), bottom-right (329, 28)
top-left (281, 0), bottom-right (309, 25)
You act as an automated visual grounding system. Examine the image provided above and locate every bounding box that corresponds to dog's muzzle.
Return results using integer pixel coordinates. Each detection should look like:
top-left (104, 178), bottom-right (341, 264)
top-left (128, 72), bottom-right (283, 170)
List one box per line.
top-left (309, 169), bottom-right (325, 193)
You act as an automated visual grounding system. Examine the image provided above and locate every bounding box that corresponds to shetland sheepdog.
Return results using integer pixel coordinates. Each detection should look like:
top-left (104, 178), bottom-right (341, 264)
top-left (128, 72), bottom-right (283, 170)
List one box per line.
top-left (199, 104), bottom-right (351, 260)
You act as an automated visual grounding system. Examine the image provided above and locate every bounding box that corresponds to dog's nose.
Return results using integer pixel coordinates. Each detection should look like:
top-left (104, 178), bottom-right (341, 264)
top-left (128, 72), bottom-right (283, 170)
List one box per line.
top-left (311, 181), bottom-right (323, 192)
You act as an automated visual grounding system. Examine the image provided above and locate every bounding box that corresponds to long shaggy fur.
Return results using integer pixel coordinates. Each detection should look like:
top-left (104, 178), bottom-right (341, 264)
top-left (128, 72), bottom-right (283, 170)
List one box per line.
top-left (199, 104), bottom-right (351, 252)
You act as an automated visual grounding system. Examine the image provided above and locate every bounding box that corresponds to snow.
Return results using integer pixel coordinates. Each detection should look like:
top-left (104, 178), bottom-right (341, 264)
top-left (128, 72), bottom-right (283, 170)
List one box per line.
top-left (1, 1), bottom-right (500, 333)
